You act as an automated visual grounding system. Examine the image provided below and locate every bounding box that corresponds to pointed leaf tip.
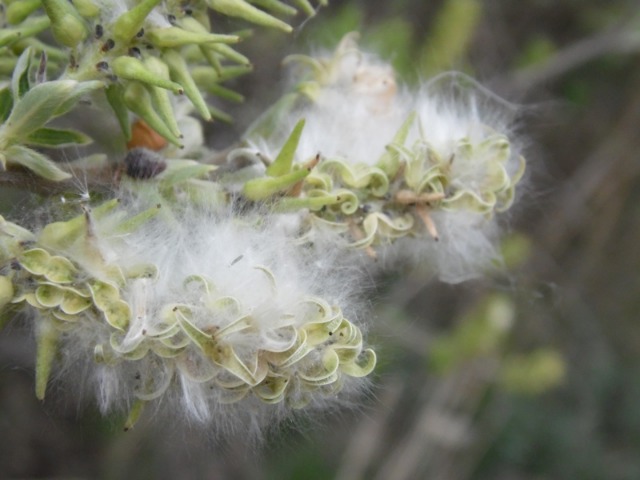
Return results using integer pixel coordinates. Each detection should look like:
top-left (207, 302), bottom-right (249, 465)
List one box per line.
top-left (266, 118), bottom-right (305, 177)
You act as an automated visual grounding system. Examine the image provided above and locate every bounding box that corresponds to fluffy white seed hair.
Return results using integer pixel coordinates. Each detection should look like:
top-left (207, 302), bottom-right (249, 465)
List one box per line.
top-left (411, 72), bottom-right (525, 180)
top-left (245, 41), bottom-right (526, 283)
top-left (44, 195), bottom-right (373, 439)
top-left (247, 37), bottom-right (410, 165)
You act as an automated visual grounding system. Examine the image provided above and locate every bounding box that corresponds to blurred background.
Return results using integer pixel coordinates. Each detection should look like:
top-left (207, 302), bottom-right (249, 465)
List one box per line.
top-left (2, 0), bottom-right (640, 478)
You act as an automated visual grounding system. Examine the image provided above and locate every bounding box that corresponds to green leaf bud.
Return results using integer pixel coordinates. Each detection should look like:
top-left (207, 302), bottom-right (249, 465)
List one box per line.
top-left (206, 43), bottom-right (251, 66)
top-left (0, 30), bottom-right (23, 49)
top-left (35, 320), bottom-right (59, 399)
top-left (145, 27), bottom-right (239, 48)
top-left (191, 64), bottom-right (253, 84)
top-left (143, 56), bottom-right (182, 137)
top-left (111, 56), bottom-right (184, 94)
top-left (6, 0), bottom-right (43, 25)
top-left (162, 50), bottom-right (211, 121)
top-left (249, 0), bottom-right (297, 17)
top-left (123, 399), bottom-right (146, 431)
top-left (41, 0), bottom-right (88, 48)
top-left (123, 82), bottom-right (182, 147)
top-left (13, 15), bottom-right (51, 41)
top-left (206, 0), bottom-right (292, 32)
top-left (291, 0), bottom-right (315, 17)
top-left (71, 0), bottom-right (100, 18)
top-left (203, 83), bottom-right (244, 103)
top-left (105, 84), bottom-right (131, 140)
top-left (112, 0), bottom-right (162, 43)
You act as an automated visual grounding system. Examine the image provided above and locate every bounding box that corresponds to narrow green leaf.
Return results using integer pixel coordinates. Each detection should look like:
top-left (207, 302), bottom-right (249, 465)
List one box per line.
top-left (0, 29), bottom-right (22, 48)
top-left (144, 56), bottom-right (181, 138)
top-left (41, 0), bottom-right (88, 48)
top-left (11, 47), bottom-right (33, 100)
top-left (2, 82), bottom-right (68, 141)
top-left (207, 43), bottom-right (251, 66)
top-left (0, 89), bottom-right (13, 122)
top-left (123, 82), bottom-right (182, 147)
top-left (204, 83), bottom-right (244, 103)
top-left (146, 27), bottom-right (238, 48)
top-left (123, 399), bottom-right (146, 431)
top-left (5, 0), bottom-right (41, 25)
top-left (72, 0), bottom-right (100, 18)
top-left (208, 104), bottom-right (233, 124)
top-left (163, 50), bottom-right (212, 121)
top-left (0, 276), bottom-right (14, 311)
top-left (112, 56), bottom-right (183, 94)
top-left (266, 119), bottom-right (305, 177)
top-left (112, 0), bottom-right (162, 43)
top-left (248, 0), bottom-right (297, 16)
top-left (207, 0), bottom-right (293, 32)
top-left (243, 167), bottom-right (310, 200)
top-left (5, 145), bottom-right (72, 181)
top-left (292, 0), bottom-right (315, 16)
top-left (105, 84), bottom-right (131, 140)
top-left (19, 16), bottom-right (53, 38)
top-left (14, 37), bottom-right (67, 62)
top-left (35, 320), bottom-right (59, 400)
top-left (26, 127), bottom-right (93, 147)
top-left (1, 80), bottom-right (102, 142)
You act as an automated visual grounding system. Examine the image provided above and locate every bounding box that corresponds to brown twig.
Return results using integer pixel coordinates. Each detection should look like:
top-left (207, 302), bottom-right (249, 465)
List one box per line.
top-left (501, 23), bottom-right (640, 93)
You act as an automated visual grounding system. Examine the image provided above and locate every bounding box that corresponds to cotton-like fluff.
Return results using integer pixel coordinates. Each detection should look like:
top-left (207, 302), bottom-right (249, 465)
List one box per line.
top-left (7, 192), bottom-right (375, 438)
top-left (385, 73), bottom-right (525, 282)
top-left (293, 58), bottom-right (407, 164)
top-left (242, 36), bottom-right (526, 283)
top-left (247, 33), bottom-right (409, 165)
top-left (410, 73), bottom-right (525, 205)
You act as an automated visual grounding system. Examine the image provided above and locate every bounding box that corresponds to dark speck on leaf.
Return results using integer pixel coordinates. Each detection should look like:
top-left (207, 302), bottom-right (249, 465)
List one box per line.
top-left (102, 39), bottom-right (115, 52)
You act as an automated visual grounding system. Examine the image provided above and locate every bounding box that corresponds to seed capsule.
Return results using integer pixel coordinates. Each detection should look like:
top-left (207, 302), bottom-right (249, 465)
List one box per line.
top-left (124, 147), bottom-right (167, 179)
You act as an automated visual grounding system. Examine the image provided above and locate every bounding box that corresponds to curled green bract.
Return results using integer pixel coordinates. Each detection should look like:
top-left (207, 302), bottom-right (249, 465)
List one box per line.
top-left (404, 134), bottom-right (526, 215)
top-left (240, 36), bottom-right (527, 255)
top-left (247, 109), bottom-right (525, 252)
top-left (2, 200), bottom-right (374, 411)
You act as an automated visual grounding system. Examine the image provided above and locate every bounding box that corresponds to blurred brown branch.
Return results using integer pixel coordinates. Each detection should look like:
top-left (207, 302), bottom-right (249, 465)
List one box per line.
top-left (504, 21), bottom-right (640, 92)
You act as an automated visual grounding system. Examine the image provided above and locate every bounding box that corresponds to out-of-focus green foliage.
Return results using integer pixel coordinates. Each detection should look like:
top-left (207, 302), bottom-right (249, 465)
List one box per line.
top-left (417, 0), bottom-right (481, 77)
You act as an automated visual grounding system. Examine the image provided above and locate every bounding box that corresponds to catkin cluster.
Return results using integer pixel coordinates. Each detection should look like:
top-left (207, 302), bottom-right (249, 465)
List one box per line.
top-left (242, 34), bottom-right (526, 281)
top-left (0, 31), bottom-right (527, 436)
